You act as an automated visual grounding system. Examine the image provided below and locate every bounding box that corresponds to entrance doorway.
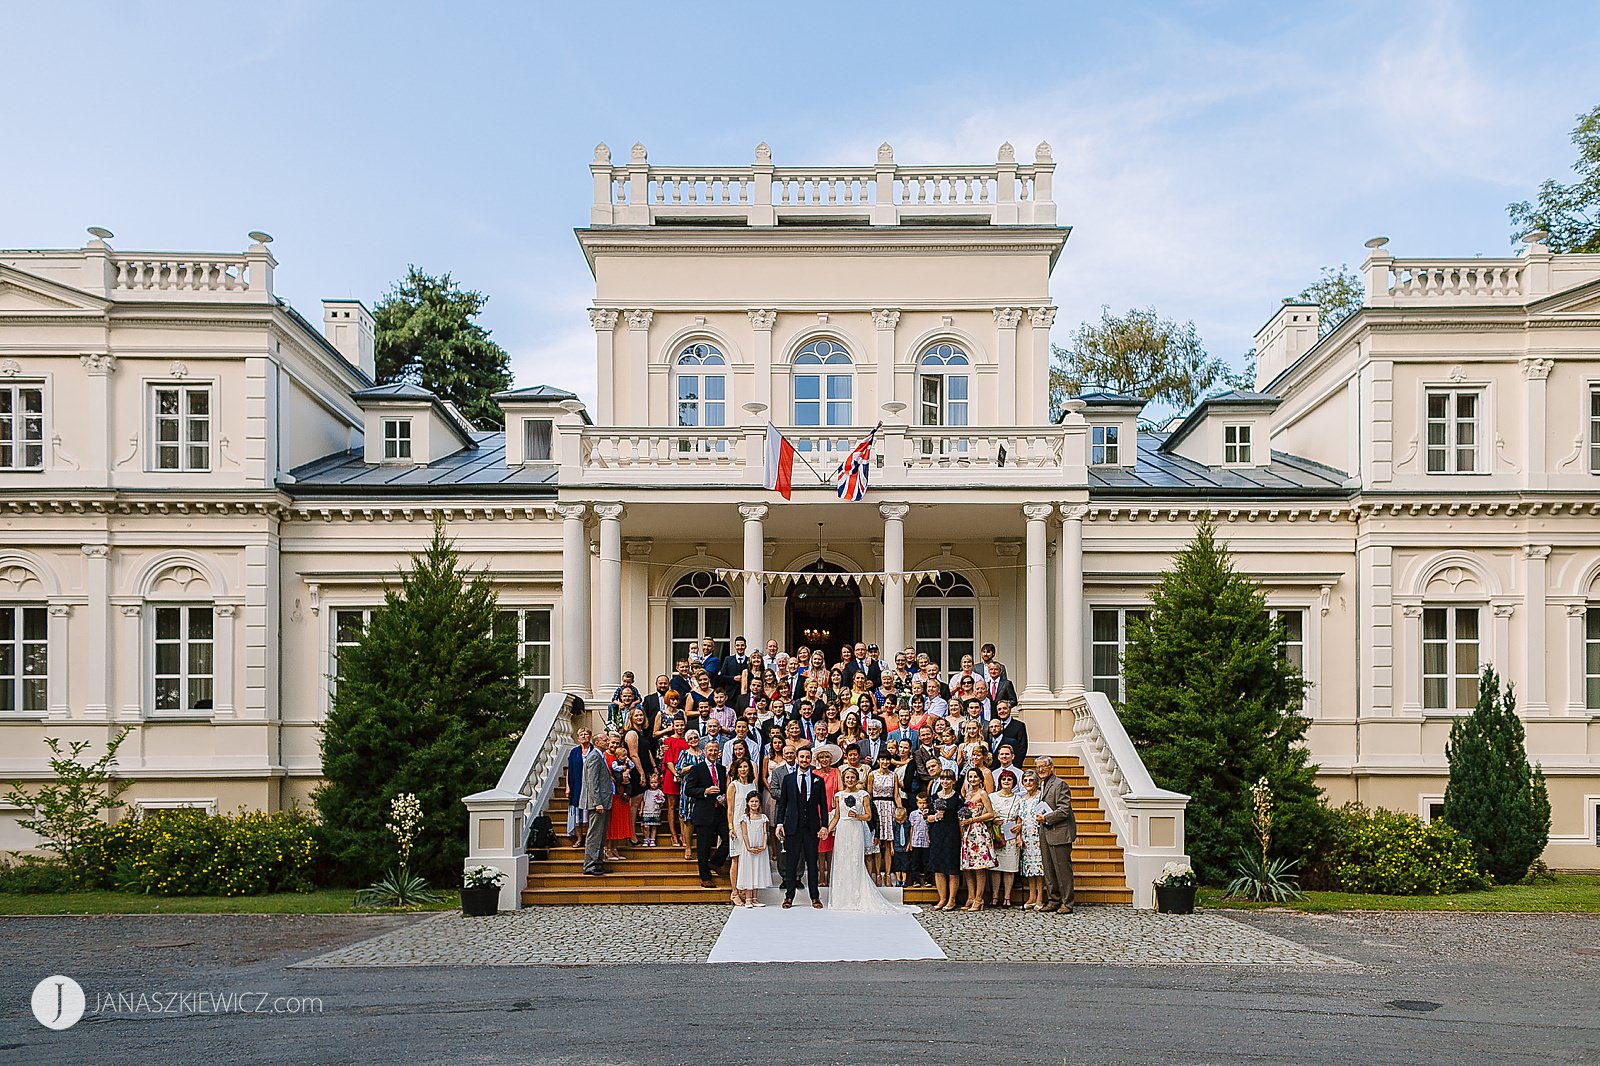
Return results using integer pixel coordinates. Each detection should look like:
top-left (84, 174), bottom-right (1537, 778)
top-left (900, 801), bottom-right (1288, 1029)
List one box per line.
top-left (785, 561), bottom-right (861, 655)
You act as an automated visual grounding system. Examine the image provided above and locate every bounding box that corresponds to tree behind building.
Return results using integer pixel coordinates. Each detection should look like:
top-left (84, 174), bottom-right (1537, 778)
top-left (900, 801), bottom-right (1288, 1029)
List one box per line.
top-left (374, 267), bottom-right (514, 428)
top-left (1508, 102), bottom-right (1600, 253)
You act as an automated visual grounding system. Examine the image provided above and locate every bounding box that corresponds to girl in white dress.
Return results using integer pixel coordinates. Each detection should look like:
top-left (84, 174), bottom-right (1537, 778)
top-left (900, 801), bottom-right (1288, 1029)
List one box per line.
top-left (735, 792), bottom-right (772, 906)
top-left (727, 759), bottom-right (758, 905)
top-left (826, 768), bottom-right (913, 914)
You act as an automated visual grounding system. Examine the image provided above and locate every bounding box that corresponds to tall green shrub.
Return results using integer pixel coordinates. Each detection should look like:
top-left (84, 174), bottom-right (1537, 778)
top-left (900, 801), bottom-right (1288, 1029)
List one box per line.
top-left (314, 520), bottom-right (527, 883)
top-left (1120, 520), bottom-right (1325, 881)
top-left (2, 728), bottom-right (131, 884)
top-left (1441, 667), bottom-right (1551, 884)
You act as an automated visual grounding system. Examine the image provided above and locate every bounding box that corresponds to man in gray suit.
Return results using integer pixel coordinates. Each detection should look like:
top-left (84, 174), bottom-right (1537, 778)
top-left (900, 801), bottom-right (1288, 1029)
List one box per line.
top-left (578, 729), bottom-right (614, 876)
top-left (1035, 756), bottom-right (1077, 913)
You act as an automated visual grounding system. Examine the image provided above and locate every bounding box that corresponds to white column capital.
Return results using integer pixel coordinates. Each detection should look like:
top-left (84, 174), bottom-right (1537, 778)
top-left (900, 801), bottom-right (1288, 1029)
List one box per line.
top-left (1028, 306), bottom-right (1058, 328)
top-left (555, 503), bottom-right (588, 522)
top-left (1060, 503), bottom-right (1089, 522)
top-left (593, 502), bottom-right (627, 522)
top-left (81, 544), bottom-right (110, 558)
top-left (1520, 356), bottom-right (1554, 380)
top-left (1492, 602), bottom-right (1516, 619)
top-left (738, 503), bottom-right (770, 523)
top-left (1401, 604), bottom-right (1424, 618)
top-left (1022, 503), bottom-right (1054, 523)
top-left (623, 309), bottom-right (654, 330)
top-left (120, 603), bottom-right (141, 618)
top-left (47, 602), bottom-right (72, 618)
top-left (1522, 544), bottom-right (1552, 560)
top-left (747, 309), bottom-right (777, 331)
top-left (993, 307), bottom-right (1023, 329)
top-left (993, 538), bottom-right (1023, 558)
top-left (79, 353), bottom-right (117, 375)
top-left (623, 537), bottom-right (653, 559)
top-left (587, 308), bottom-right (619, 332)
top-left (878, 502), bottom-right (910, 521)
top-left (1568, 603), bottom-right (1588, 618)
top-left (871, 309), bottom-right (901, 330)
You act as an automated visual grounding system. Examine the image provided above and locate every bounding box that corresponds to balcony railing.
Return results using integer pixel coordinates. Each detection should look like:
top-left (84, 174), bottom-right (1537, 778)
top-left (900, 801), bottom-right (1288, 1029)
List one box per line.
top-left (591, 142), bottom-right (1057, 227)
top-left (1362, 234), bottom-right (1600, 307)
top-left (561, 422), bottom-right (1084, 488)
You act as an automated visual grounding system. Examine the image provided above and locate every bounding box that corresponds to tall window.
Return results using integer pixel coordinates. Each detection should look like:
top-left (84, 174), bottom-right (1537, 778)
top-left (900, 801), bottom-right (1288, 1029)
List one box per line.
top-left (153, 605), bottom-right (214, 713)
top-left (1223, 424), bottom-right (1253, 465)
top-left (793, 340), bottom-right (853, 436)
top-left (0, 605), bottom-right (47, 713)
top-left (918, 344), bottom-right (970, 428)
top-left (914, 573), bottom-right (977, 672)
top-left (383, 418), bottom-right (412, 460)
top-left (1589, 389), bottom-right (1600, 474)
top-left (1586, 607), bottom-right (1600, 710)
top-left (1091, 425), bottom-right (1119, 465)
top-left (0, 385), bottom-right (45, 470)
top-left (676, 343), bottom-right (727, 429)
top-left (1425, 389), bottom-right (1480, 474)
top-left (1422, 606), bottom-right (1479, 711)
top-left (496, 608), bottom-right (554, 702)
top-left (669, 572), bottom-right (732, 669)
top-left (1273, 608), bottom-right (1306, 673)
top-left (331, 607), bottom-right (376, 684)
top-left (152, 386), bottom-right (210, 471)
top-left (1091, 607), bottom-right (1146, 703)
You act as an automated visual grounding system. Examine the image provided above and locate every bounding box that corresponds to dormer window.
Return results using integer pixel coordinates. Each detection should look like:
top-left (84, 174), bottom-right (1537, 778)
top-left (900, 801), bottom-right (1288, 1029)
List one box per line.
top-left (523, 418), bottom-right (553, 462)
top-left (1223, 424), bottom-right (1253, 465)
top-left (383, 418), bottom-right (412, 460)
top-left (1091, 424), bottom-right (1119, 465)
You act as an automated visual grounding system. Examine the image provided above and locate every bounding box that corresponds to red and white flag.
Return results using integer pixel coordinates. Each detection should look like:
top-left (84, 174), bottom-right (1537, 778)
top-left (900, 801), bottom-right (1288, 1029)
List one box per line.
top-left (764, 423), bottom-right (797, 500)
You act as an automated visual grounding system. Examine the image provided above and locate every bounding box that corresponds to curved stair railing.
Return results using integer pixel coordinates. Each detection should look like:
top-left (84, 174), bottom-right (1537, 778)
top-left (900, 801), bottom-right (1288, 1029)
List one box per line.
top-left (1070, 690), bottom-right (1191, 909)
top-left (462, 691), bottom-right (580, 910)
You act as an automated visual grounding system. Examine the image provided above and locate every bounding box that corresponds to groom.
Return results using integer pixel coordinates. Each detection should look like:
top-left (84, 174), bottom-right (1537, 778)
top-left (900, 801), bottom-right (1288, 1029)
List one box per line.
top-left (775, 745), bottom-right (829, 909)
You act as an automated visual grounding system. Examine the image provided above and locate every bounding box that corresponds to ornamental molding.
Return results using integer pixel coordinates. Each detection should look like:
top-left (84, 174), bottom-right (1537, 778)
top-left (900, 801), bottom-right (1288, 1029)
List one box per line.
top-left (81, 544), bottom-right (110, 559)
top-left (79, 353), bottom-right (116, 376)
top-left (1060, 504), bottom-right (1090, 521)
top-left (47, 603), bottom-right (72, 618)
top-left (877, 502), bottom-right (910, 521)
top-left (1520, 356), bottom-right (1554, 380)
top-left (747, 309), bottom-right (777, 331)
top-left (623, 537), bottom-right (653, 559)
top-left (992, 307), bottom-right (1022, 329)
top-left (870, 309), bottom-right (900, 330)
top-left (169, 360), bottom-right (189, 379)
top-left (1523, 544), bottom-right (1552, 560)
top-left (623, 309), bottom-right (654, 330)
top-left (588, 308), bottom-right (619, 331)
top-left (738, 503), bottom-right (770, 522)
top-left (1356, 499), bottom-right (1600, 518)
top-left (992, 538), bottom-right (1023, 558)
top-left (0, 359), bottom-right (20, 376)
top-left (593, 502), bottom-right (627, 521)
top-left (4, 496), bottom-right (291, 519)
top-left (1027, 307), bottom-right (1057, 328)
top-left (1085, 504), bottom-right (1356, 523)
top-left (1022, 503), bottom-right (1054, 522)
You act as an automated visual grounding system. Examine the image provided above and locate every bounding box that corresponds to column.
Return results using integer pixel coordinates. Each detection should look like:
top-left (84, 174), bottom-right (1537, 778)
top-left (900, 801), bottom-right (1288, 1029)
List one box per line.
top-left (1058, 504), bottom-right (1086, 696)
top-left (1523, 546), bottom-right (1550, 713)
top-left (82, 544), bottom-right (111, 718)
top-left (993, 308), bottom-right (1021, 426)
top-left (739, 504), bottom-right (767, 650)
top-left (1022, 504), bottom-right (1054, 699)
top-left (880, 503), bottom-right (909, 659)
top-left (747, 310), bottom-right (776, 416)
top-left (872, 309), bottom-right (900, 414)
top-left (558, 504), bottom-right (591, 698)
top-left (1026, 307), bottom-right (1056, 426)
top-left (587, 311), bottom-right (618, 425)
top-left (595, 503), bottom-right (626, 697)
top-left (624, 310), bottom-right (653, 425)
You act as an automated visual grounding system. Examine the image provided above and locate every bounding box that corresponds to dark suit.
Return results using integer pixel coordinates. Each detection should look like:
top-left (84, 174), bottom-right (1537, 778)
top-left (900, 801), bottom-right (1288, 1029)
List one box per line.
top-left (719, 654), bottom-right (751, 698)
top-left (776, 769), bottom-right (829, 900)
top-left (992, 717), bottom-right (1028, 763)
top-left (682, 759), bottom-right (729, 881)
top-left (641, 691), bottom-right (671, 730)
top-left (858, 736), bottom-right (889, 767)
top-left (841, 657), bottom-right (882, 691)
top-left (1039, 773), bottom-right (1077, 908)
top-left (984, 677), bottom-right (1019, 709)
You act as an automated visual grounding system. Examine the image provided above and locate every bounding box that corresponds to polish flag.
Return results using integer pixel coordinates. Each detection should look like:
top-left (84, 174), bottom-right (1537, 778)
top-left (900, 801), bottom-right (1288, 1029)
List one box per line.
top-left (764, 423), bottom-right (796, 500)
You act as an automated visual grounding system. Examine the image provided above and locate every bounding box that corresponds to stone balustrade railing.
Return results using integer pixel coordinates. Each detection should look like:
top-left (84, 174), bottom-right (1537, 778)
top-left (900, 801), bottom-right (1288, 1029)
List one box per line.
top-left (1361, 234), bottom-right (1600, 308)
top-left (1069, 690), bottom-right (1190, 909)
top-left (112, 255), bottom-right (261, 294)
top-left (592, 141), bottom-right (1056, 227)
top-left (561, 422), bottom-right (1083, 487)
top-left (462, 690), bottom-right (580, 911)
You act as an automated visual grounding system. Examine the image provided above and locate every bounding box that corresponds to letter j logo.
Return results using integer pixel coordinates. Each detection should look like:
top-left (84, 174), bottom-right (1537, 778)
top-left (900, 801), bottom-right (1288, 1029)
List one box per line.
top-left (32, 975), bottom-right (85, 1030)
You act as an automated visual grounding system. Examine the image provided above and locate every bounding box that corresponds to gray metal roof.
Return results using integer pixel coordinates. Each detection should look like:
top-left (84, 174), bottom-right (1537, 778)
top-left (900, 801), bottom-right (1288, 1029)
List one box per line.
top-left (351, 382), bottom-right (438, 401)
top-left (495, 384), bottom-right (579, 401)
top-left (286, 433), bottom-right (557, 498)
top-left (1089, 432), bottom-right (1350, 498)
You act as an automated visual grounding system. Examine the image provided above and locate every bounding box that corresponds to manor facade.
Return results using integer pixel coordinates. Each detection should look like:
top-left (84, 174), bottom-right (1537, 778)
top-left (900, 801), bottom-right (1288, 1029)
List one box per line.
top-left (2, 143), bottom-right (1599, 869)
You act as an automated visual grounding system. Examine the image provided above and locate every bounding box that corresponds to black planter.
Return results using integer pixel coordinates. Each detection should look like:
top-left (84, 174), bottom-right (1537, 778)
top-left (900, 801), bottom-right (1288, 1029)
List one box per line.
top-left (461, 885), bottom-right (500, 917)
top-left (1155, 884), bottom-right (1196, 914)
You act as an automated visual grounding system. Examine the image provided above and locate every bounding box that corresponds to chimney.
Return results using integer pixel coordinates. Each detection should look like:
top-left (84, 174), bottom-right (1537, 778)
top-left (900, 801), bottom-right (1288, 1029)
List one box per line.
top-left (322, 299), bottom-right (375, 378)
top-left (1253, 302), bottom-right (1320, 387)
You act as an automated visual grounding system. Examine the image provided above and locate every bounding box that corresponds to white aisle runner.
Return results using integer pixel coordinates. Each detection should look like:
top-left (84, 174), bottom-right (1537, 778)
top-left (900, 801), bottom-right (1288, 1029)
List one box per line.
top-left (706, 904), bottom-right (946, 963)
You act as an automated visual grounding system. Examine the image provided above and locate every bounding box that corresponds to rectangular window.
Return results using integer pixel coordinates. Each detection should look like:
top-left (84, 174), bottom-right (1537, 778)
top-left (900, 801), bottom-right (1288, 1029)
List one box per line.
top-left (153, 386), bottom-right (211, 471)
top-left (1273, 608), bottom-right (1306, 673)
top-left (1590, 390), bottom-right (1600, 474)
top-left (1090, 607), bottom-right (1146, 703)
top-left (670, 605), bottom-right (732, 674)
top-left (383, 418), bottom-right (412, 460)
top-left (152, 605), bottom-right (214, 714)
top-left (1091, 424), bottom-right (1119, 465)
top-left (1425, 389), bottom-right (1480, 474)
top-left (1223, 424), bottom-right (1252, 465)
top-left (1586, 608), bottom-right (1600, 711)
top-left (0, 386), bottom-right (45, 470)
top-left (913, 604), bottom-right (975, 674)
top-left (523, 419), bottom-right (553, 462)
top-left (1422, 606), bottom-right (1479, 711)
top-left (495, 608), bottom-right (554, 702)
top-left (0, 605), bottom-right (48, 713)
top-left (331, 607), bottom-right (376, 685)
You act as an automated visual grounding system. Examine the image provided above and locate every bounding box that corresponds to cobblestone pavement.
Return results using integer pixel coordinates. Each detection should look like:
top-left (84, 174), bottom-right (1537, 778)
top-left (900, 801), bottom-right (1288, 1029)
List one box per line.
top-left (295, 904), bottom-right (1351, 968)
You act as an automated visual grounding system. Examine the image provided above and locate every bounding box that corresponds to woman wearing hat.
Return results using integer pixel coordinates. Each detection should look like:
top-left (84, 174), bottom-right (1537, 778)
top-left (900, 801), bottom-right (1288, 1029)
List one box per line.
top-left (810, 742), bottom-right (843, 885)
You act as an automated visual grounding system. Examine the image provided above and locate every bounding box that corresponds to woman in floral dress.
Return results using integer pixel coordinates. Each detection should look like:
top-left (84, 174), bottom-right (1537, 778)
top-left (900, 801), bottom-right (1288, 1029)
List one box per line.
top-left (1018, 767), bottom-right (1046, 910)
top-left (958, 767), bottom-right (996, 910)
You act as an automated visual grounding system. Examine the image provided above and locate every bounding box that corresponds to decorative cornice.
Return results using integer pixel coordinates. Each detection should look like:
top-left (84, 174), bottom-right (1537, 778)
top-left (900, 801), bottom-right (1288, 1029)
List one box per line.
top-left (3, 495), bottom-right (292, 520)
top-left (1086, 504), bottom-right (1356, 523)
top-left (587, 308), bottom-right (619, 331)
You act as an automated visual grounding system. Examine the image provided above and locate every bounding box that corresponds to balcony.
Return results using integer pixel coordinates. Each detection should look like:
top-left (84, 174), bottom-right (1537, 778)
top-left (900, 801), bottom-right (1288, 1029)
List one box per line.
top-left (589, 142), bottom-right (1057, 228)
top-left (557, 422), bottom-right (1085, 490)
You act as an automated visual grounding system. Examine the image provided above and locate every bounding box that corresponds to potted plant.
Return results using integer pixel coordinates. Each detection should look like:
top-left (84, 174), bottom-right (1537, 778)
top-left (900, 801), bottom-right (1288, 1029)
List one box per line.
top-left (1153, 861), bottom-right (1197, 914)
top-left (461, 864), bottom-right (505, 917)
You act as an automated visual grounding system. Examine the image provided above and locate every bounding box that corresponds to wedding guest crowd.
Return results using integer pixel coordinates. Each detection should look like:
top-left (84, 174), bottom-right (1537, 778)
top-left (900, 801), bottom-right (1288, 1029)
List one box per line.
top-left (572, 637), bottom-right (1077, 911)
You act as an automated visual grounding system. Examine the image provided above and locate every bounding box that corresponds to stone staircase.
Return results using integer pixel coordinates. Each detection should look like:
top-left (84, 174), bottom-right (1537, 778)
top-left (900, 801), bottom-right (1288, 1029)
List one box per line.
top-left (522, 753), bottom-right (1130, 906)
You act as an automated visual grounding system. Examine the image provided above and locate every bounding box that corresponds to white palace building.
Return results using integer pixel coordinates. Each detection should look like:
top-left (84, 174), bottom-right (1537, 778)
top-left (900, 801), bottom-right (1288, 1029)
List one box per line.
top-left (3, 141), bottom-right (1600, 887)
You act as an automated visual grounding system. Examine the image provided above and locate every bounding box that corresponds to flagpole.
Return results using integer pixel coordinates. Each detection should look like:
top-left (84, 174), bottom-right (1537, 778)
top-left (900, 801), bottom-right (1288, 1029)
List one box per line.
top-left (790, 446), bottom-right (833, 485)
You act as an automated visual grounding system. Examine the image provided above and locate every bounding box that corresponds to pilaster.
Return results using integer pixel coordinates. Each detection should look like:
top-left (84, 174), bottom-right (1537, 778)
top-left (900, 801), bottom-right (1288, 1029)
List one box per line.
top-left (993, 308), bottom-right (1021, 426)
top-left (1026, 308), bottom-right (1056, 426)
top-left (588, 310), bottom-right (619, 425)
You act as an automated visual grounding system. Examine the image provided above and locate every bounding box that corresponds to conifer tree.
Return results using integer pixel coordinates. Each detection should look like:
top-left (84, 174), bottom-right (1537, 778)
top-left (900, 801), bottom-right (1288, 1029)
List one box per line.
top-left (1119, 520), bottom-right (1323, 881)
top-left (314, 520), bottom-right (527, 883)
top-left (1440, 667), bottom-right (1551, 884)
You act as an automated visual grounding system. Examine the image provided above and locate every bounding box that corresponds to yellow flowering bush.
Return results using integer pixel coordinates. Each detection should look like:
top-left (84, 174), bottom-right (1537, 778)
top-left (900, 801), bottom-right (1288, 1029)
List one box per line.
top-left (1331, 805), bottom-right (1488, 895)
top-left (82, 809), bottom-right (318, 896)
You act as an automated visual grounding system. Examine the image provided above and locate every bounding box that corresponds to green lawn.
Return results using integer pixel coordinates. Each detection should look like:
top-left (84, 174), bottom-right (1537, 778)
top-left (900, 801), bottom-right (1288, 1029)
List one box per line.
top-left (1199, 873), bottom-right (1600, 913)
top-left (0, 888), bottom-right (460, 915)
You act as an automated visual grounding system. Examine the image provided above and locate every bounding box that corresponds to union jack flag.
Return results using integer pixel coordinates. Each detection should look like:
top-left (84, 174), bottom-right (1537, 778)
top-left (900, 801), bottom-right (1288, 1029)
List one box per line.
top-left (833, 422), bottom-right (881, 502)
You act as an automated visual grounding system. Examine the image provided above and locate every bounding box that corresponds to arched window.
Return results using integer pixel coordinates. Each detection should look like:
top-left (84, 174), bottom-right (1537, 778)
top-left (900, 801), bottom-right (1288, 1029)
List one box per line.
top-left (918, 343), bottom-right (970, 428)
top-left (792, 340), bottom-right (853, 431)
top-left (914, 572), bottom-right (976, 671)
top-left (669, 571), bottom-right (733, 670)
top-left (675, 343), bottom-right (727, 428)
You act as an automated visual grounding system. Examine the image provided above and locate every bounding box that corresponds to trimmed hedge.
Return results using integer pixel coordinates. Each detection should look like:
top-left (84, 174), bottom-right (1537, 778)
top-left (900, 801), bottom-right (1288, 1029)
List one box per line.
top-left (80, 809), bottom-right (318, 896)
top-left (1329, 804), bottom-right (1487, 895)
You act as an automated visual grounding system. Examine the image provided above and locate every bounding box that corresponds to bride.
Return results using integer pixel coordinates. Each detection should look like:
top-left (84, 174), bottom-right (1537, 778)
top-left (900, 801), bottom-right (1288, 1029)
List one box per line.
top-left (827, 767), bottom-right (914, 914)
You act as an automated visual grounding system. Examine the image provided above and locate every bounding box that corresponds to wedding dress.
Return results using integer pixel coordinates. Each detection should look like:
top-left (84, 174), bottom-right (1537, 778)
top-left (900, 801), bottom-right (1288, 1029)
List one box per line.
top-left (828, 790), bottom-right (914, 914)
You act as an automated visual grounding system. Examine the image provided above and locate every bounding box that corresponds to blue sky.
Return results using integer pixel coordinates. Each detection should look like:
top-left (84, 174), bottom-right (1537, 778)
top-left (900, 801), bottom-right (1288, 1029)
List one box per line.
top-left (4, 1), bottom-right (1597, 409)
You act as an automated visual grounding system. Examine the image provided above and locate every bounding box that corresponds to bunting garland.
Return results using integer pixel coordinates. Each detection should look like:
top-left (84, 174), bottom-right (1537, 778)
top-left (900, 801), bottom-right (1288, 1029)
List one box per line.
top-left (712, 567), bottom-right (942, 589)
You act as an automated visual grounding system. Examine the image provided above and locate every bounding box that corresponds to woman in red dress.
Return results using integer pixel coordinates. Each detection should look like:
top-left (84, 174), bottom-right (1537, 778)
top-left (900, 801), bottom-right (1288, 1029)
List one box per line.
top-left (812, 743), bottom-right (842, 885)
top-left (605, 736), bottom-right (637, 858)
top-left (658, 717), bottom-right (689, 847)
